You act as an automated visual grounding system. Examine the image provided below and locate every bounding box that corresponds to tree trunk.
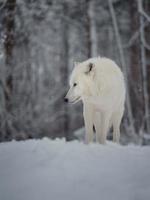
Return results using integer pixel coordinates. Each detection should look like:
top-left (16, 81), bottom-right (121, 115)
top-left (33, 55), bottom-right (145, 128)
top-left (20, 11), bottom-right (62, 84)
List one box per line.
top-left (129, 0), bottom-right (144, 132)
top-left (4, 0), bottom-right (16, 110)
top-left (108, 0), bottom-right (135, 134)
top-left (138, 0), bottom-right (150, 133)
top-left (87, 0), bottom-right (98, 57)
top-left (61, 2), bottom-right (70, 141)
top-left (3, 0), bottom-right (16, 138)
top-left (85, 0), bottom-right (92, 58)
top-left (85, 0), bottom-right (98, 58)
top-left (144, 0), bottom-right (150, 133)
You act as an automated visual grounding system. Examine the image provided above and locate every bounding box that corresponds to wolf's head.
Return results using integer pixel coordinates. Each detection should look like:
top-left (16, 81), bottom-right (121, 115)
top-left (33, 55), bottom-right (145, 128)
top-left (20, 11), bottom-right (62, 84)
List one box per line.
top-left (64, 61), bottom-right (95, 104)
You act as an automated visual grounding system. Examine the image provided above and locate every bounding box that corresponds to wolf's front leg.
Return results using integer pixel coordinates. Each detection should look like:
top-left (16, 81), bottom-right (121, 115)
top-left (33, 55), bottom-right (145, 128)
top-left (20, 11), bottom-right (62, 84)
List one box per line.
top-left (83, 103), bottom-right (94, 144)
top-left (94, 112), bottom-right (102, 143)
top-left (94, 111), bottom-right (110, 144)
top-left (100, 113), bottom-right (110, 144)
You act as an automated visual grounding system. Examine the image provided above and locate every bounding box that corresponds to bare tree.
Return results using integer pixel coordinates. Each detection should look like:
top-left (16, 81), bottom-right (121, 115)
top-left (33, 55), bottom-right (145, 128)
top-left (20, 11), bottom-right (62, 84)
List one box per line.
top-left (108, 0), bottom-right (135, 135)
top-left (3, 0), bottom-right (16, 139)
top-left (137, 0), bottom-right (150, 134)
top-left (60, 1), bottom-right (70, 140)
top-left (128, 0), bottom-right (143, 133)
top-left (84, 0), bottom-right (98, 58)
top-left (87, 0), bottom-right (98, 57)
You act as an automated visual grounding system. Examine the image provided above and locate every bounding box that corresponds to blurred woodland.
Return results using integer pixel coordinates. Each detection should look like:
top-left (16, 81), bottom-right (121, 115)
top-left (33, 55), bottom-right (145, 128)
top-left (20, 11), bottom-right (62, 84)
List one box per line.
top-left (0, 0), bottom-right (150, 144)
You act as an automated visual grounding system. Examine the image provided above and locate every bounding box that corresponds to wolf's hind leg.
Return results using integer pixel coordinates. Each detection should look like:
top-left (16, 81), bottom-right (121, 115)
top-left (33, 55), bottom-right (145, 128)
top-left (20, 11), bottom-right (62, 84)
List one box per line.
top-left (112, 108), bottom-right (124, 143)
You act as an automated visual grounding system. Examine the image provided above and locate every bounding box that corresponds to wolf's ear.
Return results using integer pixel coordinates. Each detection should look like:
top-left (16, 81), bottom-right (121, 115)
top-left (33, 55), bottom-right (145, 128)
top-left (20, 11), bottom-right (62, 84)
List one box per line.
top-left (74, 62), bottom-right (80, 67)
top-left (85, 63), bottom-right (95, 75)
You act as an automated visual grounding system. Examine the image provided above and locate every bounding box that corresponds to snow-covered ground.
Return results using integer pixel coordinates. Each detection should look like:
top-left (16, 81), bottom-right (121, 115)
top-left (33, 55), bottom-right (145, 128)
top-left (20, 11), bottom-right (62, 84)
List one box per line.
top-left (0, 138), bottom-right (150, 200)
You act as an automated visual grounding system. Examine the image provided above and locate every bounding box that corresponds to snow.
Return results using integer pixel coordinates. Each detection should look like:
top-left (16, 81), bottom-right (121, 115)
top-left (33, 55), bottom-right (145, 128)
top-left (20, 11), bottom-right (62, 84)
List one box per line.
top-left (0, 138), bottom-right (150, 200)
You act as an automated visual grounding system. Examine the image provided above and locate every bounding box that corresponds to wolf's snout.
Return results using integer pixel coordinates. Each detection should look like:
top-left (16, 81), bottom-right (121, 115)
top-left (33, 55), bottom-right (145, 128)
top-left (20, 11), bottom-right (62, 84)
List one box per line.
top-left (64, 97), bottom-right (68, 103)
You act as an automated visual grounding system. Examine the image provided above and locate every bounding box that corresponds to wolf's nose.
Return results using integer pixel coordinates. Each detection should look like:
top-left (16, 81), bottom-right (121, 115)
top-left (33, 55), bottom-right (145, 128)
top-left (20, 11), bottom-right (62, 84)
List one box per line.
top-left (64, 98), bottom-right (68, 103)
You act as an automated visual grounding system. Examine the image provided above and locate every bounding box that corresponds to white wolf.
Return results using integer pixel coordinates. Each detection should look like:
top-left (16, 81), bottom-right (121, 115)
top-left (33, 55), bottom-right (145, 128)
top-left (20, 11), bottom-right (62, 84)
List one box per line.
top-left (65, 57), bottom-right (126, 144)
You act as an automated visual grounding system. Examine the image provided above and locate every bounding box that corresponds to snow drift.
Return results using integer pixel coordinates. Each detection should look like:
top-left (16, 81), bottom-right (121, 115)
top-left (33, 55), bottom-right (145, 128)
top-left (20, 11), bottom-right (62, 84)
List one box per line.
top-left (0, 138), bottom-right (150, 200)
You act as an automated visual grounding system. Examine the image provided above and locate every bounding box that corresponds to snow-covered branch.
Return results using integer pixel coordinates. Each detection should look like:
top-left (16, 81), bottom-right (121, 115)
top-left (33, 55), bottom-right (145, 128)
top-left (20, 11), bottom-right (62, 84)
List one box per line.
top-left (123, 20), bottom-right (149, 49)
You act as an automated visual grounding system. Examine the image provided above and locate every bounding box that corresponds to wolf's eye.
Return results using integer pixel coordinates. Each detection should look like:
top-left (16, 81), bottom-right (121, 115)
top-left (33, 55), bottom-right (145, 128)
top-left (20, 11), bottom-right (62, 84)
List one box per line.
top-left (73, 83), bottom-right (77, 87)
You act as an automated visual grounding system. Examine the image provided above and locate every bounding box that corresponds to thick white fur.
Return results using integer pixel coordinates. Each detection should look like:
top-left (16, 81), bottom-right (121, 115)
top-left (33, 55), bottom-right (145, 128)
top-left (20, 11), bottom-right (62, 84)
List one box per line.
top-left (65, 57), bottom-right (126, 144)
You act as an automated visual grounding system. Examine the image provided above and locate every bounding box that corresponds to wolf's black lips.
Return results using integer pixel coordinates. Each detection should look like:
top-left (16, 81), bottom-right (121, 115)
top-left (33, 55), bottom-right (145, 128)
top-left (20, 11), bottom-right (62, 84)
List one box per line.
top-left (69, 97), bottom-right (81, 104)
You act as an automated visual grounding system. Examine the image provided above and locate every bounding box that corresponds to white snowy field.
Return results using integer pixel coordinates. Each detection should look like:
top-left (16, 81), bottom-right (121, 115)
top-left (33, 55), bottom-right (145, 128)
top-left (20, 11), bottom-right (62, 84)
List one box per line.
top-left (0, 138), bottom-right (150, 200)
